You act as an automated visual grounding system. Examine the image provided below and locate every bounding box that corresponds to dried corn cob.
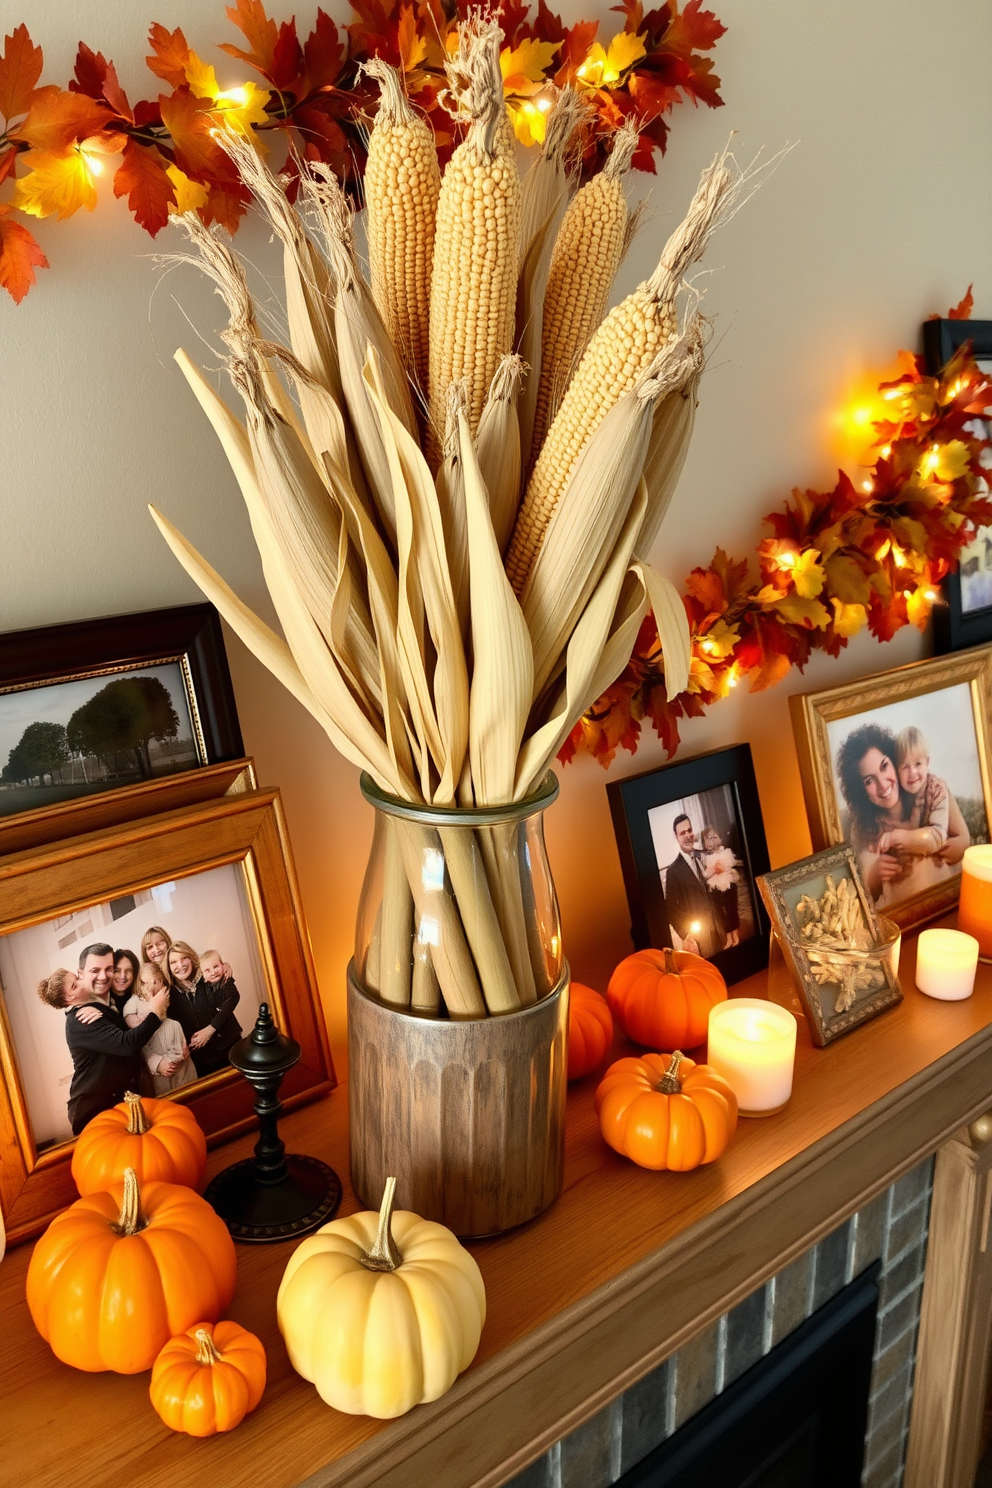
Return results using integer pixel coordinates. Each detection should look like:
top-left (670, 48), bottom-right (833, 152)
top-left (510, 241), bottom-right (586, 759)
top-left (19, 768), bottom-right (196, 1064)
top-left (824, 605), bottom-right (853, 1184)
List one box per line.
top-left (364, 60), bottom-right (440, 402)
top-left (506, 146), bottom-right (742, 593)
top-left (528, 122), bottom-right (638, 472)
top-left (427, 17), bottom-right (521, 461)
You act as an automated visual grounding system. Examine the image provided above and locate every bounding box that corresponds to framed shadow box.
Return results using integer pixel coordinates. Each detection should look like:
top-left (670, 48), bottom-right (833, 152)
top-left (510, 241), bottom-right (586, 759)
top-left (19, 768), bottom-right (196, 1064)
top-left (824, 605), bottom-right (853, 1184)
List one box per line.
top-left (0, 789), bottom-right (334, 1246)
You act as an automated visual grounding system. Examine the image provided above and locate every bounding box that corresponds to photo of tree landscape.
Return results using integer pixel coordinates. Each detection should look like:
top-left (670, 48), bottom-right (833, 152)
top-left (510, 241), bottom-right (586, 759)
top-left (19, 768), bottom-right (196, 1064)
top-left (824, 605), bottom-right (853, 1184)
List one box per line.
top-left (0, 663), bottom-right (200, 817)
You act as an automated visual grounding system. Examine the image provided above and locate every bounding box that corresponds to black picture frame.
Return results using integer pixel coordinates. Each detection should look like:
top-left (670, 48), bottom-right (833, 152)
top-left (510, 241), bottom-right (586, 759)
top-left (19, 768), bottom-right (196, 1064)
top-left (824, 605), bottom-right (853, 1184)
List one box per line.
top-left (0, 604), bottom-right (244, 825)
top-left (922, 318), bottom-right (992, 653)
top-left (607, 743), bottom-right (772, 986)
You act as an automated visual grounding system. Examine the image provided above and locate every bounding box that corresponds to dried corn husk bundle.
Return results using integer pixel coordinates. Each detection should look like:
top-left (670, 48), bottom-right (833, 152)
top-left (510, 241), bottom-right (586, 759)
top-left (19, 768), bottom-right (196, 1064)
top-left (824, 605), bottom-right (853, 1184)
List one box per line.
top-left (154, 14), bottom-right (766, 1019)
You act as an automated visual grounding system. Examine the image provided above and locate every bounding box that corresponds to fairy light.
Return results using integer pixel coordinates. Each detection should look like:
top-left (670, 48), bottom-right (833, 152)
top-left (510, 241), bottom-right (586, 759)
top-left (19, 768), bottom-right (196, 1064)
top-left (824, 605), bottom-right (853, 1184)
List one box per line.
top-left (700, 636), bottom-right (718, 655)
top-left (727, 666), bottom-right (739, 688)
top-left (216, 85), bottom-right (250, 107)
top-left (79, 144), bottom-right (105, 177)
top-left (891, 545), bottom-right (907, 569)
top-left (920, 445), bottom-right (941, 478)
top-left (536, 95), bottom-right (552, 112)
top-left (862, 479), bottom-right (873, 493)
top-left (924, 588), bottom-right (938, 602)
top-left (777, 550), bottom-right (798, 570)
top-left (880, 444), bottom-right (892, 458)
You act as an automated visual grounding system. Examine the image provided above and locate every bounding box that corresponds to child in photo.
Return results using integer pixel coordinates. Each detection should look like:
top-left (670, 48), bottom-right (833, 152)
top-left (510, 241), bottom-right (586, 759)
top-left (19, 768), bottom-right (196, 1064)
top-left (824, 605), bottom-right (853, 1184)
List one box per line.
top-left (168, 942), bottom-right (243, 1077)
top-left (876, 726), bottom-right (950, 866)
top-left (124, 962), bottom-right (196, 1094)
top-left (700, 825), bottom-right (742, 949)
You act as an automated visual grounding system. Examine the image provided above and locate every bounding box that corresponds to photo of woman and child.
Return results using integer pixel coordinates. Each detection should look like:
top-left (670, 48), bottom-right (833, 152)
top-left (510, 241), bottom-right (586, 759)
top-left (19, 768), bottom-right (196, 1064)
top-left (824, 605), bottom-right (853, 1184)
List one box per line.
top-left (829, 683), bottom-right (990, 913)
top-left (0, 862), bottom-right (266, 1148)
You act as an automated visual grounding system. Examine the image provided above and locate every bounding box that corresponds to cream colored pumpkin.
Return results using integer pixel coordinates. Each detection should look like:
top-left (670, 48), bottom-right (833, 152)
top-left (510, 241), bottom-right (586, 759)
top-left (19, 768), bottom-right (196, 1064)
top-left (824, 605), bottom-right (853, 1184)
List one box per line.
top-left (277, 1177), bottom-right (486, 1418)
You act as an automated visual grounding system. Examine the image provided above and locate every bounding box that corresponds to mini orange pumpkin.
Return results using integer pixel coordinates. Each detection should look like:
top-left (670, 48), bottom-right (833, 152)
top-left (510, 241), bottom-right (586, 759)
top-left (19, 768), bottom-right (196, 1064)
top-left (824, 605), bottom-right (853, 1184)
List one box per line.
top-left (150, 1321), bottom-right (267, 1436)
top-left (567, 983), bottom-right (613, 1080)
top-left (71, 1091), bottom-right (207, 1196)
top-left (607, 948), bottom-right (727, 1050)
top-left (26, 1168), bottom-right (237, 1373)
top-left (595, 1051), bottom-right (738, 1171)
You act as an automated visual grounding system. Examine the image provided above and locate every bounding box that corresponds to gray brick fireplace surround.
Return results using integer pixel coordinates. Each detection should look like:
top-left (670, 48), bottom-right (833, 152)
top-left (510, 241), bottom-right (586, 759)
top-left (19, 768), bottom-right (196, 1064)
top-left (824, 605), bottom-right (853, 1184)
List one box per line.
top-left (508, 1157), bottom-right (934, 1488)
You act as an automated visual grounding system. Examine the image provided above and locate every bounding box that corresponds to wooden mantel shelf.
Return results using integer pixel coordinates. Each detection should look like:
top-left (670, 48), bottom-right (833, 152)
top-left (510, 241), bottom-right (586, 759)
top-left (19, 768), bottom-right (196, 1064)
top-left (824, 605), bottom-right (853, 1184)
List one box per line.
top-left (5, 926), bottom-right (992, 1488)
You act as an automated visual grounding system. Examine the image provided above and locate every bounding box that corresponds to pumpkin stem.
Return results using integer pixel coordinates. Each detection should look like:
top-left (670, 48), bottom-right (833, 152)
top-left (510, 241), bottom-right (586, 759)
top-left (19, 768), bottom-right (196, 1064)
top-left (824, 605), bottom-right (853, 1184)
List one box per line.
top-left (111, 1167), bottom-right (148, 1236)
top-left (659, 1051), bottom-right (685, 1095)
top-left (124, 1091), bottom-right (151, 1136)
top-left (194, 1328), bottom-right (223, 1366)
top-left (663, 947), bottom-right (681, 975)
top-left (360, 1175), bottom-right (403, 1273)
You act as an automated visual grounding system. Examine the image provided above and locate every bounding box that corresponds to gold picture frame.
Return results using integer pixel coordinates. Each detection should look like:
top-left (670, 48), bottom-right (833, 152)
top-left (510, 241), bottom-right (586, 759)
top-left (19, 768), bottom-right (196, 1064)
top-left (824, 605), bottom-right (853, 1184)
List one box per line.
top-left (790, 646), bottom-right (992, 930)
top-left (0, 789), bottom-right (334, 1246)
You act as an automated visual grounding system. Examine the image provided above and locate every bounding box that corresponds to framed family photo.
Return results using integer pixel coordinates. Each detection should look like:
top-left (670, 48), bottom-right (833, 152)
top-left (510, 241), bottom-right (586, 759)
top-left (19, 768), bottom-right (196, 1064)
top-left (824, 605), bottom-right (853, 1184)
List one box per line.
top-left (758, 844), bottom-right (902, 1046)
top-left (0, 603), bottom-right (244, 832)
top-left (607, 743), bottom-right (772, 986)
top-left (0, 789), bottom-right (334, 1246)
top-left (923, 318), bottom-right (992, 653)
top-left (790, 646), bottom-right (992, 930)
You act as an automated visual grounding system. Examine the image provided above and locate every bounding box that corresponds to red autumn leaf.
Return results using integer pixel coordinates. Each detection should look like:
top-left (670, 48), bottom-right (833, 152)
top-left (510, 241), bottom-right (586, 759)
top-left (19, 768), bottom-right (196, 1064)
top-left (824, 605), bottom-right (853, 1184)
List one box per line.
top-left (114, 139), bottom-right (175, 236)
top-left (555, 19), bottom-right (599, 80)
top-left (347, 0), bottom-right (400, 65)
top-left (533, 0), bottom-right (568, 45)
top-left (663, 0), bottom-right (727, 55)
top-left (292, 101), bottom-right (351, 164)
top-left (497, 0), bottom-right (532, 48)
top-left (13, 87), bottom-right (111, 152)
top-left (221, 0), bottom-right (280, 78)
top-left (0, 146), bottom-right (18, 187)
top-left (146, 23), bottom-right (193, 90)
top-left (948, 285), bottom-right (973, 321)
top-left (0, 206), bottom-right (49, 302)
top-left (159, 88), bottom-right (229, 181)
top-left (0, 23), bottom-right (44, 125)
top-left (302, 10), bottom-right (345, 91)
top-left (199, 177), bottom-right (252, 234)
top-left (70, 41), bottom-right (108, 99)
top-left (685, 566), bottom-right (726, 615)
top-left (271, 21), bottom-right (304, 90)
top-left (133, 98), bottom-right (163, 129)
top-left (628, 69), bottom-right (682, 119)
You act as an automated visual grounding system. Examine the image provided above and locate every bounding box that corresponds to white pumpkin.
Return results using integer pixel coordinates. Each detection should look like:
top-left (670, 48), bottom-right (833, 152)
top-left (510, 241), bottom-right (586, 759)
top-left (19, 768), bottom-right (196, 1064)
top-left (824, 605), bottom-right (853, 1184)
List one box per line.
top-left (277, 1177), bottom-right (486, 1418)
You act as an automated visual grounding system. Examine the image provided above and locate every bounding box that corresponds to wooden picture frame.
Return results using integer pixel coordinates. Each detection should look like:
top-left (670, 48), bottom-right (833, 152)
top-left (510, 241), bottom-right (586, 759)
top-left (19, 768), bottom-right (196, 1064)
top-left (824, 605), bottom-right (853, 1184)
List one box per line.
top-left (0, 603), bottom-right (244, 824)
top-left (757, 844), bottom-right (902, 1046)
top-left (607, 743), bottom-right (772, 986)
top-left (790, 646), bottom-right (992, 930)
top-left (0, 790), bottom-right (334, 1246)
top-left (922, 319), bottom-right (992, 653)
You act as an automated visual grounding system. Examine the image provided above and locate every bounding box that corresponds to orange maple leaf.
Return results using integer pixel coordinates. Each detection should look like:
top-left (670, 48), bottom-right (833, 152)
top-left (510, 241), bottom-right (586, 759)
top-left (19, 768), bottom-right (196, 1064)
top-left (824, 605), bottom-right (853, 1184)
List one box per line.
top-left (948, 284), bottom-right (973, 321)
top-left (146, 23), bottom-right (194, 90)
top-left (114, 139), bottom-right (176, 236)
top-left (0, 204), bottom-right (48, 302)
top-left (10, 147), bottom-right (100, 220)
top-left (0, 23), bottom-right (44, 124)
top-left (13, 87), bottom-right (110, 152)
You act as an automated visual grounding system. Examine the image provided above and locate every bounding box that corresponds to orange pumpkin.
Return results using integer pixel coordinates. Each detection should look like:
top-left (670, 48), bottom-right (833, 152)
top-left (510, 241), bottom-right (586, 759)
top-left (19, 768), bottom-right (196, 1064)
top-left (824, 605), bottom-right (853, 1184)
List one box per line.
top-left (607, 947), bottom-right (727, 1050)
top-left (595, 1051), bottom-right (737, 1171)
top-left (567, 983), bottom-right (614, 1080)
top-left (71, 1091), bottom-right (207, 1196)
top-left (26, 1168), bottom-right (237, 1374)
top-left (150, 1321), bottom-right (267, 1436)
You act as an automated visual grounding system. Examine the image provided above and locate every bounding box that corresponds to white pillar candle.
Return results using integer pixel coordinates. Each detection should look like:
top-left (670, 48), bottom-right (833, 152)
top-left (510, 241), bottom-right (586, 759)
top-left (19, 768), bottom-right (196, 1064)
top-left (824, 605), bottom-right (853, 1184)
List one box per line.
top-left (707, 998), bottom-right (797, 1117)
top-left (915, 928), bottom-right (979, 1001)
top-left (958, 845), bottom-right (992, 960)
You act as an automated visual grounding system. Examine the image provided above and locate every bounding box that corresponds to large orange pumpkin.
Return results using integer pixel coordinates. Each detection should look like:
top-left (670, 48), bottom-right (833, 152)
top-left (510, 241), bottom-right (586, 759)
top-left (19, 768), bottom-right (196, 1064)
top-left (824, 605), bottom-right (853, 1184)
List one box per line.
top-left (150, 1321), bottom-right (267, 1436)
top-left (607, 948), bottom-right (727, 1049)
top-left (595, 1051), bottom-right (737, 1171)
top-left (71, 1091), bottom-right (207, 1196)
top-left (26, 1168), bottom-right (237, 1373)
top-left (568, 983), bottom-right (613, 1080)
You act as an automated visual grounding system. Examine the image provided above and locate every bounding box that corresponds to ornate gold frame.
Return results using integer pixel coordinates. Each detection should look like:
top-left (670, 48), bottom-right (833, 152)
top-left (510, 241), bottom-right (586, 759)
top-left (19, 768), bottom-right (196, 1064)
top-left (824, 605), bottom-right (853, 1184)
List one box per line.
top-left (0, 789), bottom-right (334, 1246)
top-left (790, 645), bottom-right (992, 929)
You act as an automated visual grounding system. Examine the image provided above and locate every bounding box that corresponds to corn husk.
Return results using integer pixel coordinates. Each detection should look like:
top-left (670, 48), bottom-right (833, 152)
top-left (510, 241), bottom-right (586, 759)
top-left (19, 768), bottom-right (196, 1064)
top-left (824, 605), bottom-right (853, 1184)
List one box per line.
top-left (476, 354), bottom-right (523, 556)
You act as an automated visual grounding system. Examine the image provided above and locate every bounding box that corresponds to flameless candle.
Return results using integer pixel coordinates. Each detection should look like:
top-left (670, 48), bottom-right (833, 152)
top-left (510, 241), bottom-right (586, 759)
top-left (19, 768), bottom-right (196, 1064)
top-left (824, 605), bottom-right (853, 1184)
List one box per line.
top-left (958, 845), bottom-right (992, 961)
top-left (707, 998), bottom-right (797, 1117)
top-left (915, 928), bottom-right (979, 1001)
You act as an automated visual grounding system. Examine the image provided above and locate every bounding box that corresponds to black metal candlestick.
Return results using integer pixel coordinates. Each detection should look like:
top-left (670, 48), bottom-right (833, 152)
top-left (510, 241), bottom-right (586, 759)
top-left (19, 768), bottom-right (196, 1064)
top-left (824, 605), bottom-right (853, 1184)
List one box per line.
top-left (204, 1003), bottom-right (341, 1242)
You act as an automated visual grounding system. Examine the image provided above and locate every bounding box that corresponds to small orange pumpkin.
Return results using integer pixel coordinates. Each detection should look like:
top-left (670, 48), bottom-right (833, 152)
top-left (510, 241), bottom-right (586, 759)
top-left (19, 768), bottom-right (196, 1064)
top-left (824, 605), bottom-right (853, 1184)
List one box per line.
top-left (71, 1091), bottom-right (207, 1196)
top-left (595, 1051), bottom-right (737, 1171)
top-left (607, 947), bottom-right (727, 1050)
top-left (567, 983), bottom-right (614, 1080)
top-left (151, 1321), bottom-right (267, 1435)
top-left (26, 1168), bottom-right (237, 1374)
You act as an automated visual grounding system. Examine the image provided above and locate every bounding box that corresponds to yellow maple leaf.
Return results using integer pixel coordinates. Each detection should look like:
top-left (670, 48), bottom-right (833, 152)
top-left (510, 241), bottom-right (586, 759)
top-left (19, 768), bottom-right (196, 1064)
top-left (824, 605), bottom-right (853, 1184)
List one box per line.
top-left (831, 599), bottom-right (867, 638)
top-left (500, 38), bottom-right (559, 96)
top-left (697, 618), bottom-right (739, 660)
top-left (906, 587), bottom-right (935, 631)
top-left (792, 547), bottom-right (826, 599)
top-left (603, 28), bottom-right (647, 81)
top-left (10, 147), bottom-right (100, 220)
top-left (773, 594), bottom-right (831, 629)
top-left (166, 163), bottom-right (209, 216)
top-left (505, 99), bottom-right (546, 147)
top-left (184, 52), bottom-right (221, 100)
top-left (933, 440), bottom-right (970, 483)
top-left (210, 82), bottom-right (272, 139)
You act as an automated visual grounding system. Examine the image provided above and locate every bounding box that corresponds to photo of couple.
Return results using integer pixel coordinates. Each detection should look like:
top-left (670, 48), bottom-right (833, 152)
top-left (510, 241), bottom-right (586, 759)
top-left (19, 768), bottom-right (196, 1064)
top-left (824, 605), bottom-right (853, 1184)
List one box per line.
top-left (0, 862), bottom-right (265, 1148)
top-left (648, 784), bottom-right (759, 961)
top-left (827, 682), bottom-right (990, 915)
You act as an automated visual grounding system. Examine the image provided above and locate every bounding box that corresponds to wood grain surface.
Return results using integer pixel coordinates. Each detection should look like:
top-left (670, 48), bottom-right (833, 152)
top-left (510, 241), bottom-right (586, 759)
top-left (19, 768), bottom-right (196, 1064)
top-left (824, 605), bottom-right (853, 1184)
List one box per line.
top-left (3, 925), bottom-right (992, 1488)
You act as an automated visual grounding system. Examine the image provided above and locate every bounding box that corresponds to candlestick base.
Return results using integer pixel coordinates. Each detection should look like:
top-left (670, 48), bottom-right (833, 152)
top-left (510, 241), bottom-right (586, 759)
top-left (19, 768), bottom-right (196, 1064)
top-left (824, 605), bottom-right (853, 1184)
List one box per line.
top-left (205, 1154), bottom-right (342, 1243)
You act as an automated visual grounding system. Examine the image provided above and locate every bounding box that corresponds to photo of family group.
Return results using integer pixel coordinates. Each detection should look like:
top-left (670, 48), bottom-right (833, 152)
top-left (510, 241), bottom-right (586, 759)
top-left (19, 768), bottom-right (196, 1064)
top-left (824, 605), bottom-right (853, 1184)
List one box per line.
top-left (0, 862), bottom-right (266, 1149)
top-left (826, 681), bottom-right (990, 916)
top-left (647, 783), bottom-right (759, 959)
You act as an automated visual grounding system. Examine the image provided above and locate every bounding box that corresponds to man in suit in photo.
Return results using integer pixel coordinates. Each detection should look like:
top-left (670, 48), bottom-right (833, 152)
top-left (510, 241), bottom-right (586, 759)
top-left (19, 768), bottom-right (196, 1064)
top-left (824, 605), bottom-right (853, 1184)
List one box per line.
top-left (664, 814), bottom-right (721, 958)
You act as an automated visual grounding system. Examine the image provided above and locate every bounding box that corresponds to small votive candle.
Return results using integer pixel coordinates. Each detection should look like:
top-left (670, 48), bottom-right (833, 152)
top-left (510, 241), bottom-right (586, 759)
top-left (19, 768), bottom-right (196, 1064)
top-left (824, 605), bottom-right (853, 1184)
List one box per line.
top-left (958, 845), bottom-right (992, 961)
top-left (707, 998), bottom-right (797, 1117)
top-left (915, 927), bottom-right (979, 1001)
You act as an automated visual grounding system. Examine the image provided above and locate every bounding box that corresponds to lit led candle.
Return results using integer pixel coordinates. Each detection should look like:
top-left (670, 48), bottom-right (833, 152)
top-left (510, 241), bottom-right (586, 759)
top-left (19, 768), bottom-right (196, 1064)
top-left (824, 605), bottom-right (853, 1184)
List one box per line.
top-left (707, 998), bottom-right (797, 1117)
top-left (915, 928), bottom-right (979, 1001)
top-left (958, 845), bottom-right (992, 961)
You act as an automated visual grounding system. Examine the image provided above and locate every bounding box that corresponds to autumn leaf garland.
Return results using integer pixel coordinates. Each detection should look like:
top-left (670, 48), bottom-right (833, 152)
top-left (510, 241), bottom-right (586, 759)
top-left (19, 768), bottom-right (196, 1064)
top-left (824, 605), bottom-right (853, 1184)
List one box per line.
top-left (564, 317), bottom-right (992, 768)
top-left (0, 0), bottom-right (726, 303)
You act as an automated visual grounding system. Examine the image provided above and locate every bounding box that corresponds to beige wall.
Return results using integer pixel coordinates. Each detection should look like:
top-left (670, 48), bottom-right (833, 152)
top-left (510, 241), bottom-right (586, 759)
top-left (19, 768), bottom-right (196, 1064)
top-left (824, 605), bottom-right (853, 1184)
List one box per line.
top-left (2, 0), bottom-right (990, 1044)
